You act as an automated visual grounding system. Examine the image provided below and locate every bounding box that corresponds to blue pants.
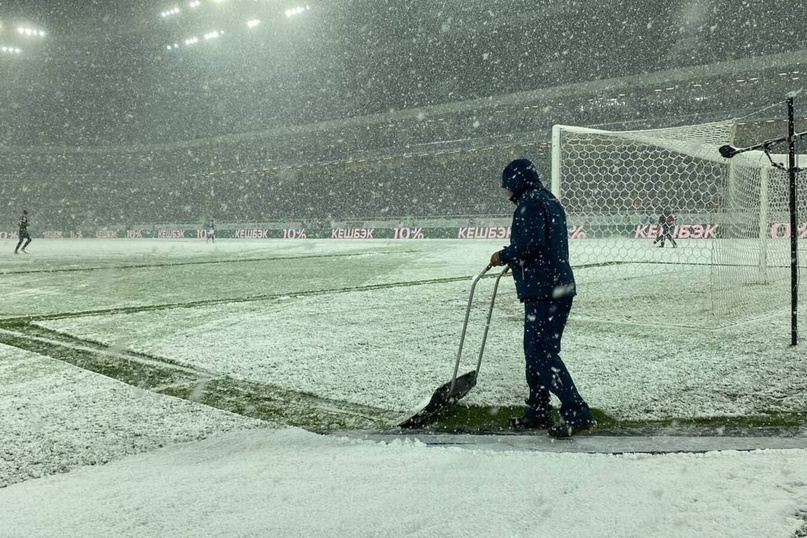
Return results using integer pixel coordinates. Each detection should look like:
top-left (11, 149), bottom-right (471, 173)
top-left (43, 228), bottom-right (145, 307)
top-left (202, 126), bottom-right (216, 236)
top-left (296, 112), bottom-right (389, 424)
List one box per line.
top-left (523, 298), bottom-right (590, 424)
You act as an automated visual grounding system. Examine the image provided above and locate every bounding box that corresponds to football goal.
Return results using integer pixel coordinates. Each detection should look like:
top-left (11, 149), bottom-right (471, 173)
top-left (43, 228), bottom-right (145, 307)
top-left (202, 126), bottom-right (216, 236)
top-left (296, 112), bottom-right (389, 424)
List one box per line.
top-left (551, 120), bottom-right (806, 328)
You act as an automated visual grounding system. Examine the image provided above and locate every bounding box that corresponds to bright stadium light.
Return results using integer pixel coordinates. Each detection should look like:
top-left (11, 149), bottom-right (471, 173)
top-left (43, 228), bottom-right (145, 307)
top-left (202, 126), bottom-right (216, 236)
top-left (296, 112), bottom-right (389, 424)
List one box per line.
top-left (189, 0), bottom-right (201, 7)
top-left (17, 26), bottom-right (46, 37)
top-left (172, 30), bottom-right (223, 49)
top-left (161, 7), bottom-right (181, 18)
top-left (1, 46), bottom-right (23, 54)
top-left (285, 5), bottom-right (310, 17)
top-left (246, 19), bottom-right (261, 28)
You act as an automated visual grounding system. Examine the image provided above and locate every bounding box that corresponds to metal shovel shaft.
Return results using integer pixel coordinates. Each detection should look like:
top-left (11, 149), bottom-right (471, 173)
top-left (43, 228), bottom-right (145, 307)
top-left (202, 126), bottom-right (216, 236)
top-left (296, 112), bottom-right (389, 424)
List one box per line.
top-left (448, 264), bottom-right (510, 394)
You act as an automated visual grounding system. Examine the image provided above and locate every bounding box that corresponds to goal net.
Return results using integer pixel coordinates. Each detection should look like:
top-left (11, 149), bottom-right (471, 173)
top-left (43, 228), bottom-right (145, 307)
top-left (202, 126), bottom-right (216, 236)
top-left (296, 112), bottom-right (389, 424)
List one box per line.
top-left (551, 120), bottom-right (806, 328)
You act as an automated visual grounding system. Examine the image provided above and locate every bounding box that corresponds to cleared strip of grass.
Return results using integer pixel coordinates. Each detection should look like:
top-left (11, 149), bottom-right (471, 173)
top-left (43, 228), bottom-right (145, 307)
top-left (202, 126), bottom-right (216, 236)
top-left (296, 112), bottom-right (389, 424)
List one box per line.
top-left (0, 322), bottom-right (396, 431)
top-left (160, 378), bottom-right (396, 431)
top-left (0, 328), bottom-right (198, 389)
top-left (3, 318), bottom-right (806, 436)
top-left (407, 404), bottom-right (807, 436)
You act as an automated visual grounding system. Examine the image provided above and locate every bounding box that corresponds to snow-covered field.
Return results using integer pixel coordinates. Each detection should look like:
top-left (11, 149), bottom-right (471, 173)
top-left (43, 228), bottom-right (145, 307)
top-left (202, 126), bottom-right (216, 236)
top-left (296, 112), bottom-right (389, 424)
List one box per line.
top-left (1, 238), bottom-right (806, 537)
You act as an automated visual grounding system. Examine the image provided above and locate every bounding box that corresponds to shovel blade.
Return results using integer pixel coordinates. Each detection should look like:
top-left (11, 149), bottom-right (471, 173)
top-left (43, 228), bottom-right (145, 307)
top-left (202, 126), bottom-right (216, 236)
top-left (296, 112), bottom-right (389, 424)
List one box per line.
top-left (397, 370), bottom-right (477, 428)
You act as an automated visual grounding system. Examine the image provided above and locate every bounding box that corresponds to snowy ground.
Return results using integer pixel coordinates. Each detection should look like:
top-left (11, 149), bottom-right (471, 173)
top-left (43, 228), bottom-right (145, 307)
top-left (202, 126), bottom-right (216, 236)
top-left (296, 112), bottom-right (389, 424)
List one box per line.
top-left (1, 238), bottom-right (806, 537)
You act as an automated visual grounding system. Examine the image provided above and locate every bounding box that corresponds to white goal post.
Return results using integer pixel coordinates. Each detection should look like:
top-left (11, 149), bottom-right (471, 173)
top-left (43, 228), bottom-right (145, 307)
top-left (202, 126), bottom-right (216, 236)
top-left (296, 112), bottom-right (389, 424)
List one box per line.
top-left (550, 121), bottom-right (806, 327)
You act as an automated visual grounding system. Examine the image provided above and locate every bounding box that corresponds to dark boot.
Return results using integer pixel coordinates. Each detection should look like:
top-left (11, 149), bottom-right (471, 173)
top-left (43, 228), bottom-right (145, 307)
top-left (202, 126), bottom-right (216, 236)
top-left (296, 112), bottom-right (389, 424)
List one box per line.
top-left (509, 414), bottom-right (554, 430)
top-left (509, 398), bottom-right (553, 429)
top-left (549, 403), bottom-right (596, 439)
top-left (548, 418), bottom-right (596, 439)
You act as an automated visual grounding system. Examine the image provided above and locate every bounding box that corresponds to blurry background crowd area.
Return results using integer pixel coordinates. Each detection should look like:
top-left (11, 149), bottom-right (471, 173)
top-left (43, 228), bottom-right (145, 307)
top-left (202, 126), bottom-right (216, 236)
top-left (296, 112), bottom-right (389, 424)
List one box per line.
top-left (1, 0), bottom-right (805, 229)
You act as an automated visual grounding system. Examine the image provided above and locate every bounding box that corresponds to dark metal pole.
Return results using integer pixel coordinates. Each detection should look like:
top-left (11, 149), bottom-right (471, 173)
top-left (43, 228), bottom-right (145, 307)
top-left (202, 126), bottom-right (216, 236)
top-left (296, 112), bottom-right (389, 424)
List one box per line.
top-left (787, 96), bottom-right (799, 346)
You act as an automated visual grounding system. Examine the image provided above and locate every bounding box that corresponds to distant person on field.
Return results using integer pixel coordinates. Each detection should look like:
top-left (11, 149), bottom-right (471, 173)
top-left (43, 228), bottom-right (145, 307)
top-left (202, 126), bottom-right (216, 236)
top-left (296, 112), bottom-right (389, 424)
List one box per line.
top-left (652, 209), bottom-right (677, 248)
top-left (489, 158), bottom-right (595, 439)
top-left (205, 217), bottom-right (215, 243)
top-left (14, 210), bottom-right (32, 254)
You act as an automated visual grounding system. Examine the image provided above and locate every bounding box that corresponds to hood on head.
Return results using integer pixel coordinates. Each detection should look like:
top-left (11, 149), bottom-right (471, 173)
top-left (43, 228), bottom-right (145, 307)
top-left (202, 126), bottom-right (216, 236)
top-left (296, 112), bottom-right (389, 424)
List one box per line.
top-left (501, 159), bottom-right (542, 200)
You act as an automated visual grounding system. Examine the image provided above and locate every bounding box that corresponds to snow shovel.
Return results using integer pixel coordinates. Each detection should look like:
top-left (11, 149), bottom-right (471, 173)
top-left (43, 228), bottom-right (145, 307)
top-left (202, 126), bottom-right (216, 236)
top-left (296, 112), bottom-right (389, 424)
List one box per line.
top-left (398, 264), bottom-right (510, 428)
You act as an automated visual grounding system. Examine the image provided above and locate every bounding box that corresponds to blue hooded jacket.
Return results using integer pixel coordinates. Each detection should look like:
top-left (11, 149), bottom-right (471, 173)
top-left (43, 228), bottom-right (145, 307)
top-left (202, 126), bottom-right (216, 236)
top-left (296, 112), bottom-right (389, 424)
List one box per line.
top-left (498, 159), bottom-right (576, 301)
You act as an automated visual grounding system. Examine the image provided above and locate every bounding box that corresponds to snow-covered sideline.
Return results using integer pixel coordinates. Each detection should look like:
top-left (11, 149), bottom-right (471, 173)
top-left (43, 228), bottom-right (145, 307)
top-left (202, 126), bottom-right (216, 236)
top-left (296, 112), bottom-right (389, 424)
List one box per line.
top-left (2, 427), bottom-right (807, 537)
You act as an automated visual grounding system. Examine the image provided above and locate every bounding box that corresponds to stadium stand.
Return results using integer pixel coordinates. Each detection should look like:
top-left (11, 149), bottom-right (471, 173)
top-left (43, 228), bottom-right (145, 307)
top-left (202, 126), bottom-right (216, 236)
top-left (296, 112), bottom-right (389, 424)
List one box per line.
top-left (1, 0), bottom-right (806, 228)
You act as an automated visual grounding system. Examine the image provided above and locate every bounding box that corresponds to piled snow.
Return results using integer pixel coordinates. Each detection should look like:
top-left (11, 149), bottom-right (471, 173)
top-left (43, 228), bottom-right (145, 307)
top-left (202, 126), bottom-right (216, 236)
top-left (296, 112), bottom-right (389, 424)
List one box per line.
top-left (2, 427), bottom-right (807, 537)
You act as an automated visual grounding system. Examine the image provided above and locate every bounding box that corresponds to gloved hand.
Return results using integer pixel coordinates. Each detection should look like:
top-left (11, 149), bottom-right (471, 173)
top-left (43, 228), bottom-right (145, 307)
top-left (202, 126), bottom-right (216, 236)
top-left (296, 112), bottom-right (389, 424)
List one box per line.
top-left (490, 251), bottom-right (504, 267)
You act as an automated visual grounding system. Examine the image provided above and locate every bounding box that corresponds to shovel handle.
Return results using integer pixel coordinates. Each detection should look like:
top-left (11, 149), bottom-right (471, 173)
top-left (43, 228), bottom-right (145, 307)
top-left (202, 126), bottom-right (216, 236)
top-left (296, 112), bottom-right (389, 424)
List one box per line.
top-left (474, 265), bottom-right (510, 376)
top-left (448, 264), bottom-right (509, 393)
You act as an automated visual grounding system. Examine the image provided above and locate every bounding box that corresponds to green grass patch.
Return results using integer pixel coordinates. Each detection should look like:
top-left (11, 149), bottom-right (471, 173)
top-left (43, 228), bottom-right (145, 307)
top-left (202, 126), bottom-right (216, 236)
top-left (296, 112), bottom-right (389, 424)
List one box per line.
top-left (0, 328), bottom-right (195, 389)
top-left (159, 377), bottom-right (397, 431)
top-left (2, 319), bottom-right (398, 432)
top-left (415, 404), bottom-right (807, 435)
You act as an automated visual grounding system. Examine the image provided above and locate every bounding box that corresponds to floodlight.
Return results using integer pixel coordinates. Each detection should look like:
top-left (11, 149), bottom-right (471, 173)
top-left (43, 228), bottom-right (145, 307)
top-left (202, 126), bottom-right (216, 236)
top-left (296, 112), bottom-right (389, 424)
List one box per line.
top-left (285, 5), bottom-right (310, 17)
top-left (17, 26), bottom-right (46, 38)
